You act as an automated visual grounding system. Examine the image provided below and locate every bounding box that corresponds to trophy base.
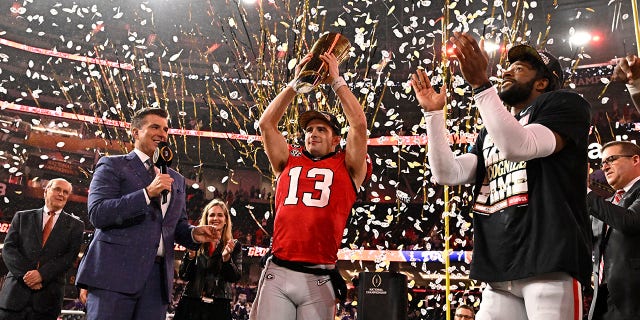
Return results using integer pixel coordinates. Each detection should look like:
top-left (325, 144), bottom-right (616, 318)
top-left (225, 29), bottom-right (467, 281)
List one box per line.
top-left (294, 82), bottom-right (315, 94)
top-left (294, 73), bottom-right (322, 93)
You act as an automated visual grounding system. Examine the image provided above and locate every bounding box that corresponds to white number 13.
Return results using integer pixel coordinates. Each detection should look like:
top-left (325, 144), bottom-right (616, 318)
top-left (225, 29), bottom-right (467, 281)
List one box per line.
top-left (284, 167), bottom-right (333, 207)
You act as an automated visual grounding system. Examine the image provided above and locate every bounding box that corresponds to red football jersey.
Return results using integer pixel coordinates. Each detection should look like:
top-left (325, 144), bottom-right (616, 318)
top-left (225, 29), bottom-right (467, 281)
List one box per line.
top-left (272, 145), bottom-right (364, 264)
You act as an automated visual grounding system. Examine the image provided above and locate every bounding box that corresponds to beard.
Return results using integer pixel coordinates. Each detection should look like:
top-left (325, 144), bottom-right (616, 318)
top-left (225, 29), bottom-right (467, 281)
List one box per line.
top-left (498, 78), bottom-right (536, 106)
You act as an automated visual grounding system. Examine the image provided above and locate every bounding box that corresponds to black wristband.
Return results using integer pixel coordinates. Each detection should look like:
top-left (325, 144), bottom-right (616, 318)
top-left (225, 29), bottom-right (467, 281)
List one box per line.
top-left (472, 82), bottom-right (493, 95)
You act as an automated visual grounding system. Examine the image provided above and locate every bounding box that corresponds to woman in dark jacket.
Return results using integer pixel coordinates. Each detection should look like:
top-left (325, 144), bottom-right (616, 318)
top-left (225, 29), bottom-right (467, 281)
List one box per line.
top-left (174, 199), bottom-right (242, 320)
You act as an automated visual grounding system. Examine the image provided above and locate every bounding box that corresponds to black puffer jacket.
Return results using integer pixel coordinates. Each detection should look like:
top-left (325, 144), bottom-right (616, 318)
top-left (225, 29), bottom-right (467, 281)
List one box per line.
top-left (178, 241), bottom-right (242, 300)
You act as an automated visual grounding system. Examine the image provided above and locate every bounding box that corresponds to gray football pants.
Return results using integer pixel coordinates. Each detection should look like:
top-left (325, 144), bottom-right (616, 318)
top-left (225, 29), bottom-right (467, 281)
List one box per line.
top-left (249, 257), bottom-right (336, 320)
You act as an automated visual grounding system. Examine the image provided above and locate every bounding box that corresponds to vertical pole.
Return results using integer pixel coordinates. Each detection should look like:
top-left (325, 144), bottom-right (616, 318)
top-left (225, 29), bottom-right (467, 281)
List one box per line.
top-left (441, 1), bottom-right (452, 319)
top-left (632, 0), bottom-right (640, 55)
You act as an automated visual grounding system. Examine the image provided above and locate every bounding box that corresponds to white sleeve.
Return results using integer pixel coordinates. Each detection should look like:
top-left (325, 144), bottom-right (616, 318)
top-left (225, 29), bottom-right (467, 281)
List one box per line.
top-left (627, 78), bottom-right (640, 112)
top-left (425, 110), bottom-right (478, 185)
top-left (473, 87), bottom-right (557, 162)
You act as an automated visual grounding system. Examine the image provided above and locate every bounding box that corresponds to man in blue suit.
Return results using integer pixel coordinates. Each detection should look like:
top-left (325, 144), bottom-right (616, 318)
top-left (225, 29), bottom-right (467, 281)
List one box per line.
top-left (76, 108), bottom-right (219, 320)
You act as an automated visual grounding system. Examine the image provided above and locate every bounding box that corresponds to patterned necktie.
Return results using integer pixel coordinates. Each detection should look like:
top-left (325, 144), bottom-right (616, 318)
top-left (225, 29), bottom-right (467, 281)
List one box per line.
top-left (145, 158), bottom-right (163, 210)
top-left (146, 159), bottom-right (155, 176)
top-left (599, 189), bottom-right (626, 284)
top-left (612, 189), bottom-right (625, 205)
top-left (42, 211), bottom-right (55, 247)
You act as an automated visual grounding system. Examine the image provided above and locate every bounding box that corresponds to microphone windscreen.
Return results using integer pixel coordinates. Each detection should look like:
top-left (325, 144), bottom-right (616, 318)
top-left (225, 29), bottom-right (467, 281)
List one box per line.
top-left (153, 142), bottom-right (173, 167)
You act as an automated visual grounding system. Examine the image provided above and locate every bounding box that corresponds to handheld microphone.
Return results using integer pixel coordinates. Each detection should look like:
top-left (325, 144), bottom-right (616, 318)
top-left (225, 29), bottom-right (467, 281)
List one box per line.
top-left (153, 141), bottom-right (174, 203)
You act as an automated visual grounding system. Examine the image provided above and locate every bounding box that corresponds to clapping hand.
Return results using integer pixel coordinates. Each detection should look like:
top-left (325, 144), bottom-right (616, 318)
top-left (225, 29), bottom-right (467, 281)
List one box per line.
top-left (222, 239), bottom-right (237, 262)
top-left (612, 55), bottom-right (640, 84)
top-left (448, 32), bottom-right (490, 88)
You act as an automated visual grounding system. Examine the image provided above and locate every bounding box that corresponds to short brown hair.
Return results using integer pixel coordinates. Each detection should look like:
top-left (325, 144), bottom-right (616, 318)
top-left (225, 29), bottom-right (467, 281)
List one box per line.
top-left (601, 141), bottom-right (640, 156)
top-left (131, 108), bottom-right (168, 130)
top-left (455, 304), bottom-right (475, 316)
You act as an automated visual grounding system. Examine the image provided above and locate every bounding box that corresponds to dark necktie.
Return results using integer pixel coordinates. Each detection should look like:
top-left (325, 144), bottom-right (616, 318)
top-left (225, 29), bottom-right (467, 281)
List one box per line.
top-left (42, 211), bottom-right (55, 247)
top-left (145, 158), bottom-right (163, 209)
top-left (146, 159), bottom-right (155, 176)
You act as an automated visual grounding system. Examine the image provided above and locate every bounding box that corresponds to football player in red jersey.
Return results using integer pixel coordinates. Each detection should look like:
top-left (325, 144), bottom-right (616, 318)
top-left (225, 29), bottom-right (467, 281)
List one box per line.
top-left (250, 51), bottom-right (369, 320)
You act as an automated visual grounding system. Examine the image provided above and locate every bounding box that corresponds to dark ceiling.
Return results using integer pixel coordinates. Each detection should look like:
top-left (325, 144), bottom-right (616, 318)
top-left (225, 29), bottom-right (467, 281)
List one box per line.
top-left (0, 0), bottom-right (637, 174)
top-left (0, 0), bottom-right (638, 299)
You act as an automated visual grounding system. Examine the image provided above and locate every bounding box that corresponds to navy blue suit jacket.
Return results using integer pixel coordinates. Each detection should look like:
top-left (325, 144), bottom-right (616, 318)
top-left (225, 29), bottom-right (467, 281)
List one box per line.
top-left (76, 151), bottom-right (198, 300)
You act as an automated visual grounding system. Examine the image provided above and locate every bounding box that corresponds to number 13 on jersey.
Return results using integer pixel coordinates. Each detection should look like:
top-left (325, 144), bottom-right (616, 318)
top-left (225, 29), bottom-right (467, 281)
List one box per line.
top-left (283, 166), bottom-right (334, 208)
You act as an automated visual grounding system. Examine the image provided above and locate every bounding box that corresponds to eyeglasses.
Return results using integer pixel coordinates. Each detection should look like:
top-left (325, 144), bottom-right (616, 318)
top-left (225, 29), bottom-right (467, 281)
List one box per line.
top-left (454, 314), bottom-right (474, 320)
top-left (49, 186), bottom-right (70, 196)
top-left (601, 154), bottom-right (636, 166)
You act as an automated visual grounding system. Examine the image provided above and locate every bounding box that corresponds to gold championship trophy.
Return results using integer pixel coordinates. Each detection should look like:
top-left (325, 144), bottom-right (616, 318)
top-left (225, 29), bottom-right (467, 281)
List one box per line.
top-left (292, 32), bottom-right (351, 93)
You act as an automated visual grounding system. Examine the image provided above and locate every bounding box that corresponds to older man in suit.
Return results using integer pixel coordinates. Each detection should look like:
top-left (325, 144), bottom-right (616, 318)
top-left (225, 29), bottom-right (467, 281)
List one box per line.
top-left (588, 141), bottom-right (640, 320)
top-left (76, 107), bottom-right (219, 320)
top-left (0, 178), bottom-right (84, 320)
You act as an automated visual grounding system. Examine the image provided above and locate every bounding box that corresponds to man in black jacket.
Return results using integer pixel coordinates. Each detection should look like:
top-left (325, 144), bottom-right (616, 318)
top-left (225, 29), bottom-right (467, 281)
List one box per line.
top-left (413, 34), bottom-right (591, 319)
top-left (588, 141), bottom-right (640, 320)
top-left (0, 178), bottom-right (84, 320)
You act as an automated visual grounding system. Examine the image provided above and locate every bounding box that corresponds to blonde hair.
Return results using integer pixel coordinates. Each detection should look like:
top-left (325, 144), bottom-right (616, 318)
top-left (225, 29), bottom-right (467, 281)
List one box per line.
top-left (199, 199), bottom-right (233, 245)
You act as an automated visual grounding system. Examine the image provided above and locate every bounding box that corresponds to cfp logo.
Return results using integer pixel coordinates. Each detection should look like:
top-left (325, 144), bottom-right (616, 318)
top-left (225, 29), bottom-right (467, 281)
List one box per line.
top-left (371, 274), bottom-right (382, 288)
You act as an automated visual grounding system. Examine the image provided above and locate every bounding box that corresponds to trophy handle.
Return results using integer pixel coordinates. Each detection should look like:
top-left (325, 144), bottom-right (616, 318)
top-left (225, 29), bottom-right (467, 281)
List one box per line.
top-left (292, 33), bottom-right (351, 93)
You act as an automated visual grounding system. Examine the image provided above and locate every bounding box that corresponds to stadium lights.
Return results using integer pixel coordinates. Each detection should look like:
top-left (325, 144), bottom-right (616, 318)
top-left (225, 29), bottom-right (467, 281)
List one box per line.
top-left (483, 41), bottom-right (501, 54)
top-left (446, 41), bottom-right (501, 57)
top-left (569, 30), bottom-right (593, 47)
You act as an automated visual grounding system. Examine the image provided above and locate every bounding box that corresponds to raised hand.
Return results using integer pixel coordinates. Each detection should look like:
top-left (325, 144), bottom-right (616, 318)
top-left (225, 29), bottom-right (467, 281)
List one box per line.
top-left (612, 55), bottom-right (640, 84)
top-left (449, 32), bottom-right (491, 88)
top-left (295, 53), bottom-right (313, 79)
top-left (411, 68), bottom-right (446, 112)
top-left (319, 52), bottom-right (340, 84)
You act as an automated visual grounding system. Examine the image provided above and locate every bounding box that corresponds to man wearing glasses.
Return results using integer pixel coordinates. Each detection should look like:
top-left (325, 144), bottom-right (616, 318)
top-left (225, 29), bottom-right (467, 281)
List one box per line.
top-left (587, 141), bottom-right (640, 320)
top-left (454, 305), bottom-right (475, 320)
